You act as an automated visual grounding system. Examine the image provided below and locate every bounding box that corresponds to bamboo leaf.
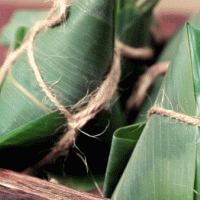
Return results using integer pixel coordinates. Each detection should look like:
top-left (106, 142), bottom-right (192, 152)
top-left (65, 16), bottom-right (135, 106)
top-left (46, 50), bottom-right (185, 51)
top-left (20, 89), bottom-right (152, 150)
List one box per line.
top-left (135, 11), bottom-right (200, 123)
top-left (105, 24), bottom-right (199, 199)
top-left (188, 24), bottom-right (200, 199)
top-left (0, 0), bottom-right (126, 190)
top-left (120, 0), bottom-right (159, 14)
top-left (103, 122), bottom-right (145, 197)
top-left (0, 111), bottom-right (66, 171)
top-left (117, 4), bottom-right (153, 109)
top-left (14, 27), bottom-right (28, 50)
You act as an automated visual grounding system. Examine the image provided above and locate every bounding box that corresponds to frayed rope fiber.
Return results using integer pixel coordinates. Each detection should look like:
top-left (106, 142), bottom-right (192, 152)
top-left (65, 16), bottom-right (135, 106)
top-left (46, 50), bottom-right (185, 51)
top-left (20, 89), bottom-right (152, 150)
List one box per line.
top-left (148, 107), bottom-right (200, 126)
top-left (0, 0), bottom-right (153, 175)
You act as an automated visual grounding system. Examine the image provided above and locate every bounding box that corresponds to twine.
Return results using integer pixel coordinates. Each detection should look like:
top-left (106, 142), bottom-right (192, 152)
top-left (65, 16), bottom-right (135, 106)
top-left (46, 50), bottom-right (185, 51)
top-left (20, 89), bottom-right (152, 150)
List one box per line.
top-left (148, 107), bottom-right (200, 126)
top-left (23, 47), bottom-right (121, 175)
top-left (0, 0), bottom-right (153, 175)
top-left (126, 61), bottom-right (170, 111)
top-left (116, 39), bottom-right (154, 59)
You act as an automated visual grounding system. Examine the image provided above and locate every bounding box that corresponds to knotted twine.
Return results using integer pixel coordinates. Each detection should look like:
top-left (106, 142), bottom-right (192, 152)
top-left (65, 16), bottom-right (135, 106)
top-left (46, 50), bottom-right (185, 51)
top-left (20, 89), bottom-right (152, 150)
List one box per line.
top-left (7, 0), bottom-right (198, 178)
top-left (0, 0), bottom-right (154, 175)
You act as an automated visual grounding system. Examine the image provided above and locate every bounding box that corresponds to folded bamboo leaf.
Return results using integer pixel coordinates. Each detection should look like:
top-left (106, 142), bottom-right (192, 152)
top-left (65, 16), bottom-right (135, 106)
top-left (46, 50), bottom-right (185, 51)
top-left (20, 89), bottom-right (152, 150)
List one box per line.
top-left (103, 122), bottom-right (145, 197)
top-left (4, 1), bottom-right (156, 113)
top-left (135, 10), bottom-right (200, 123)
top-left (117, 7), bottom-right (151, 48)
top-left (0, 111), bottom-right (64, 147)
top-left (120, 0), bottom-right (158, 14)
top-left (0, 111), bottom-right (66, 171)
top-left (0, 0), bottom-right (127, 190)
top-left (117, 2), bottom-right (153, 109)
top-left (134, 28), bottom-right (184, 123)
top-left (105, 23), bottom-right (199, 199)
top-left (188, 24), bottom-right (200, 199)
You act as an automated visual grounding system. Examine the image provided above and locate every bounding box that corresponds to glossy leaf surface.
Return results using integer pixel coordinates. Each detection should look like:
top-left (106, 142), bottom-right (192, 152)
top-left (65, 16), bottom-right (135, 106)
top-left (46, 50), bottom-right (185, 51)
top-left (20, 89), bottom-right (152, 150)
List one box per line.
top-left (117, 6), bottom-right (152, 109)
top-left (105, 24), bottom-right (200, 199)
top-left (0, 0), bottom-right (126, 190)
top-left (135, 11), bottom-right (200, 123)
top-left (103, 122), bottom-right (145, 197)
top-left (188, 24), bottom-right (200, 199)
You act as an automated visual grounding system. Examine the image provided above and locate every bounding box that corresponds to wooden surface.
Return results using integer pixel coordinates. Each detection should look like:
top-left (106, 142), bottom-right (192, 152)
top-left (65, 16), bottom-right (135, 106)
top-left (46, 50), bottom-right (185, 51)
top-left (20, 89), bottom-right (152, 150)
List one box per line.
top-left (0, 168), bottom-right (109, 200)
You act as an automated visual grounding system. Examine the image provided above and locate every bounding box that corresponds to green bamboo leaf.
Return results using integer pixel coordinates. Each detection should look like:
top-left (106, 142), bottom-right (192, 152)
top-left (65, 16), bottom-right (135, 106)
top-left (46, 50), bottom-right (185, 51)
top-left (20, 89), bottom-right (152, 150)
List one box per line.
top-left (0, 111), bottom-right (64, 147)
top-left (117, 6), bottom-right (153, 109)
top-left (0, 111), bottom-right (66, 171)
top-left (134, 27), bottom-right (184, 123)
top-left (135, 11), bottom-right (200, 123)
top-left (14, 27), bottom-right (28, 50)
top-left (105, 24), bottom-right (198, 199)
top-left (0, 0), bottom-right (126, 190)
top-left (188, 24), bottom-right (200, 199)
top-left (120, 0), bottom-right (158, 14)
top-left (103, 122), bottom-right (145, 197)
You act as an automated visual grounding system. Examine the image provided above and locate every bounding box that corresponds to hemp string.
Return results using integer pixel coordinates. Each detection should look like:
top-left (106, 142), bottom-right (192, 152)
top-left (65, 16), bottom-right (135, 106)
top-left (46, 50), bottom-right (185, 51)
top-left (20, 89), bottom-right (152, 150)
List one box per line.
top-left (126, 61), bottom-right (170, 111)
top-left (148, 107), bottom-right (200, 126)
top-left (0, 0), bottom-right (153, 175)
top-left (23, 47), bottom-right (121, 175)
